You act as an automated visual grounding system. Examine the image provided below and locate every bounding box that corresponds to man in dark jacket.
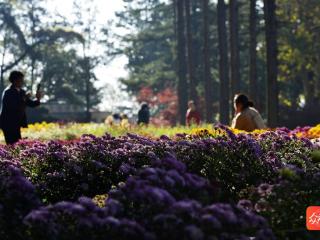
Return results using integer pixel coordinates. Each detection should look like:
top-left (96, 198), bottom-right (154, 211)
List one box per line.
top-left (0, 71), bottom-right (41, 144)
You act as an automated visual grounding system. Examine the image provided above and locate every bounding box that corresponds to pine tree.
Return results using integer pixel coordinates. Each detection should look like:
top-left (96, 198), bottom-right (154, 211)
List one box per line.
top-left (229, 0), bottom-right (241, 99)
top-left (176, 0), bottom-right (188, 124)
top-left (185, 0), bottom-right (197, 104)
top-left (218, 0), bottom-right (229, 124)
top-left (203, 0), bottom-right (214, 122)
top-left (249, 0), bottom-right (257, 106)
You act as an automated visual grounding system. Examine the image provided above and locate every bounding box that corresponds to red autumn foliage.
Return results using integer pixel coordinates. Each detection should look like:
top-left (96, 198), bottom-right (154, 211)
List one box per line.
top-left (137, 87), bottom-right (178, 126)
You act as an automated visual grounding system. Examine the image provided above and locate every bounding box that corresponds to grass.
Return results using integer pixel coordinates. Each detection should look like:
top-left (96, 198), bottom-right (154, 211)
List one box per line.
top-left (0, 122), bottom-right (214, 143)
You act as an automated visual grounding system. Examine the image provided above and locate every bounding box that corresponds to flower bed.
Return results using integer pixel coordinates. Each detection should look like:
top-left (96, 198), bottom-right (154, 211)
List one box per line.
top-left (1, 122), bottom-right (320, 143)
top-left (0, 126), bottom-right (319, 239)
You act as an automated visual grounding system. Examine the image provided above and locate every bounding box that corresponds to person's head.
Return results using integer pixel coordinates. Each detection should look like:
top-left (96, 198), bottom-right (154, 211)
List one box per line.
top-left (9, 71), bottom-right (24, 88)
top-left (113, 113), bottom-right (121, 120)
top-left (141, 102), bottom-right (149, 110)
top-left (188, 100), bottom-right (195, 110)
top-left (234, 94), bottom-right (254, 113)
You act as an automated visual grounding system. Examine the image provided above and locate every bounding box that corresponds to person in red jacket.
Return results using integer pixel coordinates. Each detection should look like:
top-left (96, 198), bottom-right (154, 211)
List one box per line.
top-left (186, 100), bottom-right (201, 126)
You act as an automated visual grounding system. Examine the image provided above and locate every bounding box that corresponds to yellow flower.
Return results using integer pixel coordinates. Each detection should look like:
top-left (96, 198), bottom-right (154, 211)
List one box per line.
top-left (191, 128), bottom-right (226, 138)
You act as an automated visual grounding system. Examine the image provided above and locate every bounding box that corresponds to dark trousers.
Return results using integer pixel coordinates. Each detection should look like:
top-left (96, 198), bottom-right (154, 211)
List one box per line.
top-left (2, 127), bottom-right (21, 145)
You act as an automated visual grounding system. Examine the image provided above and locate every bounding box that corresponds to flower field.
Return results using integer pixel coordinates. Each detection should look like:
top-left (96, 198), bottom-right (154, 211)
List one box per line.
top-left (1, 124), bottom-right (320, 239)
top-left (1, 122), bottom-right (320, 142)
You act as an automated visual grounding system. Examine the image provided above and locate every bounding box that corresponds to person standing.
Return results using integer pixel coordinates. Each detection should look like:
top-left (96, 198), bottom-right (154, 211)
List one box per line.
top-left (231, 93), bottom-right (266, 132)
top-left (186, 100), bottom-right (201, 126)
top-left (120, 113), bottom-right (130, 128)
top-left (0, 71), bottom-right (42, 144)
top-left (137, 103), bottom-right (150, 125)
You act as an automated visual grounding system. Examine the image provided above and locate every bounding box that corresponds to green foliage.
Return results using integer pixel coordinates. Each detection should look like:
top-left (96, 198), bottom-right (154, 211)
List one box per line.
top-left (0, 0), bottom-right (101, 109)
top-left (115, 1), bottom-right (176, 93)
top-left (277, 0), bottom-right (320, 108)
top-left (40, 46), bottom-right (101, 106)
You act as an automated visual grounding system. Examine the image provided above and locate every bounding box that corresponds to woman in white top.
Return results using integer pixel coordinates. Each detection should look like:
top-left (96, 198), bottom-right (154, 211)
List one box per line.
top-left (231, 94), bottom-right (266, 132)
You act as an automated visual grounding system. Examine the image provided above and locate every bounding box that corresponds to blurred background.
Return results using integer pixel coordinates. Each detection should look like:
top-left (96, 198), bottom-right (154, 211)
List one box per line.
top-left (0, 0), bottom-right (319, 128)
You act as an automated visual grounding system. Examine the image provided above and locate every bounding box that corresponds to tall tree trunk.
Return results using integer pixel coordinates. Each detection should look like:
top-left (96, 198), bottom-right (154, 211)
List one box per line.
top-left (0, 69), bottom-right (4, 93)
top-left (203, 0), bottom-right (214, 122)
top-left (249, 0), bottom-right (257, 105)
top-left (0, 68), bottom-right (4, 99)
top-left (30, 3), bottom-right (36, 93)
top-left (229, 0), bottom-right (241, 100)
top-left (82, 43), bottom-right (91, 122)
top-left (217, 0), bottom-right (230, 124)
top-left (85, 58), bottom-right (91, 122)
top-left (0, 31), bottom-right (8, 97)
top-left (185, 0), bottom-right (197, 103)
top-left (264, 0), bottom-right (278, 127)
top-left (176, 0), bottom-right (188, 125)
top-left (173, 0), bottom-right (177, 38)
top-left (31, 59), bottom-right (35, 93)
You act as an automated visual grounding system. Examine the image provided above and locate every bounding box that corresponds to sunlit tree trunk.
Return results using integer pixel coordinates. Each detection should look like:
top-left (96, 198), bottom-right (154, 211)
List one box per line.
top-left (0, 31), bottom-right (8, 97)
top-left (249, 0), bottom-right (257, 106)
top-left (176, 0), bottom-right (188, 125)
top-left (30, 59), bottom-right (35, 92)
top-left (217, 0), bottom-right (229, 124)
top-left (203, 0), bottom-right (214, 122)
top-left (263, 0), bottom-right (278, 127)
top-left (229, 0), bottom-right (241, 101)
top-left (30, 2), bottom-right (36, 93)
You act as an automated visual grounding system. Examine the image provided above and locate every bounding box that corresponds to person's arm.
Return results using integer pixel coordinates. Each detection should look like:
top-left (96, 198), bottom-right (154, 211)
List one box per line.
top-left (25, 97), bottom-right (40, 108)
top-left (25, 91), bottom-right (41, 108)
top-left (186, 110), bottom-right (191, 126)
top-left (232, 114), bottom-right (247, 130)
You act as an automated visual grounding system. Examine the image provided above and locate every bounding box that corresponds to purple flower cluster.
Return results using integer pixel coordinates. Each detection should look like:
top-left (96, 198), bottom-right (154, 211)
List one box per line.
top-left (0, 158), bottom-right (40, 239)
top-left (103, 155), bottom-right (274, 239)
top-left (107, 154), bottom-right (216, 218)
top-left (240, 167), bottom-right (320, 239)
top-left (23, 154), bottom-right (274, 240)
top-left (15, 129), bottom-right (315, 204)
top-left (24, 197), bottom-right (151, 240)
